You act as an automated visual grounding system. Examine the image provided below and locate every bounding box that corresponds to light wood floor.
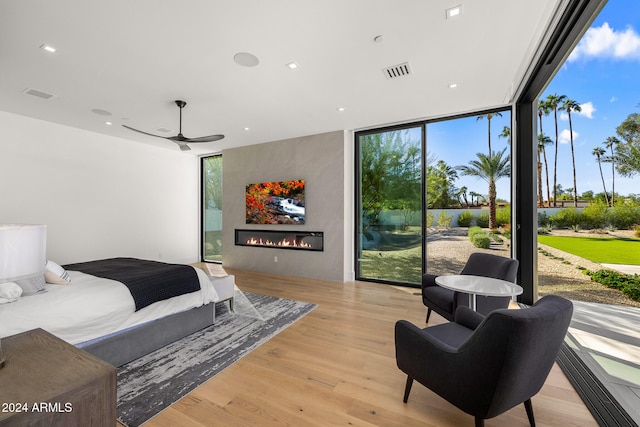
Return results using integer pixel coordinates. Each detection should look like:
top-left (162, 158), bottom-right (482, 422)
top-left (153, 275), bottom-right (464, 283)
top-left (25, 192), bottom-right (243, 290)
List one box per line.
top-left (140, 266), bottom-right (597, 427)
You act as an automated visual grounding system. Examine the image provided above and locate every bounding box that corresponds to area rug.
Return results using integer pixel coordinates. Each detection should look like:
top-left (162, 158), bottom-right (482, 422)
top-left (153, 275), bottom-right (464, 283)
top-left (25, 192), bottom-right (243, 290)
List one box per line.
top-left (116, 291), bottom-right (316, 427)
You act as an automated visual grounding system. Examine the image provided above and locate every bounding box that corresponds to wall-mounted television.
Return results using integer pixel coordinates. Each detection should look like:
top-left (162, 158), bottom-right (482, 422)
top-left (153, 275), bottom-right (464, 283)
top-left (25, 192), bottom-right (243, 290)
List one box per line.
top-left (245, 179), bottom-right (305, 224)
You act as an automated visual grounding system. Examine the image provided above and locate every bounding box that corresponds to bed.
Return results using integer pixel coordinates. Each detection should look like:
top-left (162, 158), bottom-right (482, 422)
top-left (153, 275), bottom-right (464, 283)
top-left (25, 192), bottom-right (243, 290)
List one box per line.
top-left (0, 258), bottom-right (232, 366)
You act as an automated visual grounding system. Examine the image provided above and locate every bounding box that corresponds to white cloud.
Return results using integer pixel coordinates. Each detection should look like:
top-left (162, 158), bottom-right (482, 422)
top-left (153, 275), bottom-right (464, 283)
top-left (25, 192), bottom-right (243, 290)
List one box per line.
top-left (568, 22), bottom-right (640, 62)
top-left (559, 102), bottom-right (595, 120)
top-left (559, 129), bottom-right (579, 144)
top-left (610, 96), bottom-right (618, 103)
top-left (577, 101), bottom-right (596, 118)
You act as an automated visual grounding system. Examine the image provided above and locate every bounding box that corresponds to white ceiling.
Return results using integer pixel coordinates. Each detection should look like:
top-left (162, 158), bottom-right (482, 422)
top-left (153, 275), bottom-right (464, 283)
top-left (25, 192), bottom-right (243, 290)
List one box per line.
top-left (0, 0), bottom-right (561, 155)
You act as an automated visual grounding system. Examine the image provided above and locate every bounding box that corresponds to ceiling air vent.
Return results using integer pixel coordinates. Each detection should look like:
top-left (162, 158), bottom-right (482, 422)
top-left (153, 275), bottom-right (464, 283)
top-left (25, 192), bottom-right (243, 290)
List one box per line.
top-left (382, 62), bottom-right (413, 80)
top-left (23, 87), bottom-right (55, 100)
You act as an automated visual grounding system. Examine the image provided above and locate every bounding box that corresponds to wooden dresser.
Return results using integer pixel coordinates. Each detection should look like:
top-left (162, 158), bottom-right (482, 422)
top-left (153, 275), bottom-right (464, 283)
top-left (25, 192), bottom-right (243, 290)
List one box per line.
top-left (0, 328), bottom-right (116, 427)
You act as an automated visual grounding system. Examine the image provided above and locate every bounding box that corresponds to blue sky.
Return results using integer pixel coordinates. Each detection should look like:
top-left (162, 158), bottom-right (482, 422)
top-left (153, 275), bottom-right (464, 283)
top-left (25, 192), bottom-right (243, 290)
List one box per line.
top-left (425, 0), bottom-right (639, 202)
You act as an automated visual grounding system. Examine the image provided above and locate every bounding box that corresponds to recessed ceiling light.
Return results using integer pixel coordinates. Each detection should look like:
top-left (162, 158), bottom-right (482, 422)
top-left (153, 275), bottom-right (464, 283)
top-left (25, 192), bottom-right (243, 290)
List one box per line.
top-left (373, 35), bottom-right (384, 43)
top-left (286, 62), bottom-right (299, 70)
top-left (243, 127), bottom-right (250, 131)
top-left (446, 5), bottom-right (462, 19)
top-left (337, 107), bottom-right (345, 112)
top-left (105, 121), bottom-right (112, 126)
top-left (39, 44), bottom-right (56, 53)
top-left (448, 83), bottom-right (458, 89)
top-left (234, 52), bottom-right (259, 67)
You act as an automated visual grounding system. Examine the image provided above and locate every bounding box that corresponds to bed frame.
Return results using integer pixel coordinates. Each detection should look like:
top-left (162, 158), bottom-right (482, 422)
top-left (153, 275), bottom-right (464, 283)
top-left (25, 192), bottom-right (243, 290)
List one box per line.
top-left (79, 302), bottom-right (215, 367)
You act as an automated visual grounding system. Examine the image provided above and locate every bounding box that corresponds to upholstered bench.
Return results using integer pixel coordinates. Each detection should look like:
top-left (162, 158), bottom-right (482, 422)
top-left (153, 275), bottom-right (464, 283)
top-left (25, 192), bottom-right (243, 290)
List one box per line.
top-left (207, 264), bottom-right (235, 311)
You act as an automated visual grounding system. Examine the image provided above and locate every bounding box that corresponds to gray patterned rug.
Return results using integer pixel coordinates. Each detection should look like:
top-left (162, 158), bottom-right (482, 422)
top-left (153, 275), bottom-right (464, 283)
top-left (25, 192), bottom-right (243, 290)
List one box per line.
top-left (117, 291), bottom-right (316, 427)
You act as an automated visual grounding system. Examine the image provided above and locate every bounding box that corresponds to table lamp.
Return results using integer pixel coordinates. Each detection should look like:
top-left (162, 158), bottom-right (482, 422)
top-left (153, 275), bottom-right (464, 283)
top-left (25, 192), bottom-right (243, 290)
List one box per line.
top-left (0, 224), bottom-right (47, 368)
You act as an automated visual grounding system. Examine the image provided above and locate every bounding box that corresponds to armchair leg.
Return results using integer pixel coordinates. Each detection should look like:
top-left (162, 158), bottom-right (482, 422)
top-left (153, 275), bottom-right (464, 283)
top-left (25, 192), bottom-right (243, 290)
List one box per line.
top-left (474, 417), bottom-right (484, 427)
top-left (426, 308), bottom-right (432, 323)
top-left (403, 376), bottom-right (414, 403)
top-left (524, 399), bottom-right (535, 427)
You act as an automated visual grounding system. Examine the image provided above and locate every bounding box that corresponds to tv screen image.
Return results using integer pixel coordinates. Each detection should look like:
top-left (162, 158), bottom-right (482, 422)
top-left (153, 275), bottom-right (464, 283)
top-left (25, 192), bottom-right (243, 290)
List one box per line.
top-left (245, 179), bottom-right (305, 224)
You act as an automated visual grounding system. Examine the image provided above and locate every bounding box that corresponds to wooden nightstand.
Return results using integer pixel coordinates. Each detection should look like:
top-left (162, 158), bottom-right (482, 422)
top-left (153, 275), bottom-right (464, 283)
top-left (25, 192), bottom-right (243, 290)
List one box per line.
top-left (0, 328), bottom-right (116, 427)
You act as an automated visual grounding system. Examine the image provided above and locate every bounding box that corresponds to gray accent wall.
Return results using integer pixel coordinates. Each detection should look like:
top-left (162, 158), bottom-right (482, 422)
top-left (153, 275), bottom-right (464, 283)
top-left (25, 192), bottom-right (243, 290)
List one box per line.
top-left (222, 130), bottom-right (354, 282)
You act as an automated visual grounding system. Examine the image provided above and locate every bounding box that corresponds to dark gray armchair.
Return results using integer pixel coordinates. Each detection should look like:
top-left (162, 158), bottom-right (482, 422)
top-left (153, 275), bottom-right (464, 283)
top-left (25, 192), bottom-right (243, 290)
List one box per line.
top-left (422, 252), bottom-right (519, 322)
top-left (395, 295), bottom-right (573, 427)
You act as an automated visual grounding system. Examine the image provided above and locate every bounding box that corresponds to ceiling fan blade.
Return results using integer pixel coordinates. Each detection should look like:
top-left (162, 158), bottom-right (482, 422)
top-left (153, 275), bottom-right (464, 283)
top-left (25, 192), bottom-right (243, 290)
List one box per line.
top-left (167, 134), bottom-right (189, 142)
top-left (183, 134), bottom-right (225, 143)
top-left (122, 124), bottom-right (166, 139)
top-left (123, 101), bottom-right (223, 150)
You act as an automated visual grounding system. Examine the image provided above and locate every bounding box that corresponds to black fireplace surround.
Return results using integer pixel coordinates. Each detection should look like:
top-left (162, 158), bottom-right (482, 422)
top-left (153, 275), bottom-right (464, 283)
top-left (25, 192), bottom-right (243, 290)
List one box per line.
top-left (235, 229), bottom-right (323, 251)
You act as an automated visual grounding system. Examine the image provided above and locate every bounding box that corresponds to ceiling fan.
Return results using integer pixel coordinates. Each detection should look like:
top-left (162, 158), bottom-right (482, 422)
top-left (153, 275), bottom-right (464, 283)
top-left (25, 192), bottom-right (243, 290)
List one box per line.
top-left (123, 100), bottom-right (224, 151)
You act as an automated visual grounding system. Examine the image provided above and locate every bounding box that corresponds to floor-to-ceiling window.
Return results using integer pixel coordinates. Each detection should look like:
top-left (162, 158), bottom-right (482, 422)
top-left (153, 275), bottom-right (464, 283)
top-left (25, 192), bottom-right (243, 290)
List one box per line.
top-left (355, 110), bottom-right (512, 286)
top-left (526, 1), bottom-right (640, 423)
top-left (356, 125), bottom-right (424, 284)
top-left (425, 111), bottom-right (512, 277)
top-left (202, 155), bottom-right (223, 263)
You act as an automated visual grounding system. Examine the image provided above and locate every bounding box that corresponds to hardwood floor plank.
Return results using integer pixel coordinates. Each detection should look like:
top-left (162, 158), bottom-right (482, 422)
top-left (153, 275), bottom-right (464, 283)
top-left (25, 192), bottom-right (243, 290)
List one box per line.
top-left (141, 267), bottom-right (597, 426)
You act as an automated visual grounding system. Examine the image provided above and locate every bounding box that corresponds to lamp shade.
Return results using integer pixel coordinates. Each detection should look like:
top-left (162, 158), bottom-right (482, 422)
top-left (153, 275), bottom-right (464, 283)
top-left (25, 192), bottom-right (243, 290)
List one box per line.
top-left (0, 224), bottom-right (47, 284)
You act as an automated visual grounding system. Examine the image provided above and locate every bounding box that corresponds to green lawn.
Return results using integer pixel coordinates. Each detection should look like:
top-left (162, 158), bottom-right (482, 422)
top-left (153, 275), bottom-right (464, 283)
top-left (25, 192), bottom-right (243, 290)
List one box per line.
top-left (538, 235), bottom-right (640, 265)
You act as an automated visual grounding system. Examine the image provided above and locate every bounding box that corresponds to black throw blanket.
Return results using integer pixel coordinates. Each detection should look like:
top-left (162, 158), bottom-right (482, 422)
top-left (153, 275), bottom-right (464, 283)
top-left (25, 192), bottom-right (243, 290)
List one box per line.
top-left (64, 258), bottom-right (200, 311)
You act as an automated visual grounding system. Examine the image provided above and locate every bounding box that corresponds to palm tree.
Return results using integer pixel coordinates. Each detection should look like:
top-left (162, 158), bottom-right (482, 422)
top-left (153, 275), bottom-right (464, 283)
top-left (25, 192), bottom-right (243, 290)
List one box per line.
top-left (498, 126), bottom-right (511, 144)
top-left (469, 191), bottom-right (481, 206)
top-left (476, 112), bottom-right (503, 154)
top-left (545, 93), bottom-right (567, 207)
top-left (458, 186), bottom-right (469, 207)
top-left (457, 148), bottom-right (510, 229)
top-left (538, 134), bottom-right (554, 207)
top-left (603, 136), bottom-right (620, 207)
top-left (560, 98), bottom-right (581, 207)
top-left (538, 100), bottom-right (553, 207)
top-left (592, 147), bottom-right (610, 206)
top-left (537, 134), bottom-right (552, 207)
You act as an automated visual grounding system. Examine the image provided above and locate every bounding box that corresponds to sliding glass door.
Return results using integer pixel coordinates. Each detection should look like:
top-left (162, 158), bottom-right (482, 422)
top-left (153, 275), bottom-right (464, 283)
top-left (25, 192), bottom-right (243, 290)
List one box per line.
top-left (202, 155), bottom-right (223, 262)
top-left (355, 110), bottom-right (512, 286)
top-left (356, 126), bottom-right (424, 284)
top-left (425, 112), bottom-right (512, 277)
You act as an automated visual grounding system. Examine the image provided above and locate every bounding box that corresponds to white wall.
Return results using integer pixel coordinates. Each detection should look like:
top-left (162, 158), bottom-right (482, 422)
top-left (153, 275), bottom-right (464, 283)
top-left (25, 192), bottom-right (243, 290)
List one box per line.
top-left (0, 111), bottom-right (200, 264)
top-left (222, 130), bottom-right (354, 282)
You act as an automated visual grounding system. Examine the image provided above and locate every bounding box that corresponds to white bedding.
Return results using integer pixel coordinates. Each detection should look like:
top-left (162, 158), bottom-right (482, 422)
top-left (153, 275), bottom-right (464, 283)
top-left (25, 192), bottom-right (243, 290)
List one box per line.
top-left (0, 266), bottom-right (218, 345)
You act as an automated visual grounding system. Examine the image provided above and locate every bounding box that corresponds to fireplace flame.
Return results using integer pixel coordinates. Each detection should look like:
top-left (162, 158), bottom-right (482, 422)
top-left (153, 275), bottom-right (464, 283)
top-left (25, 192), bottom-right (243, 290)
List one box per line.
top-left (246, 237), bottom-right (312, 248)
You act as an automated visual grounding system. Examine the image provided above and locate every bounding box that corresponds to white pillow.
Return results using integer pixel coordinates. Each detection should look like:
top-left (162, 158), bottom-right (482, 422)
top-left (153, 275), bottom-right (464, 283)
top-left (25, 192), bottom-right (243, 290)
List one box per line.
top-left (15, 274), bottom-right (46, 295)
top-left (0, 281), bottom-right (23, 303)
top-left (45, 260), bottom-right (71, 285)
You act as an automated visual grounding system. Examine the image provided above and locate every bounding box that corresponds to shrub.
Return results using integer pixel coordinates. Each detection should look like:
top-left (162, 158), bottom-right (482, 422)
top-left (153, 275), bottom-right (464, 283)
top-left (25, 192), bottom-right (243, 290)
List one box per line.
top-left (488, 232), bottom-right (504, 244)
top-left (552, 208), bottom-right (582, 228)
top-left (472, 233), bottom-right (491, 249)
top-left (457, 210), bottom-right (474, 227)
top-left (496, 207), bottom-right (510, 227)
top-left (468, 226), bottom-right (483, 241)
top-left (606, 206), bottom-right (640, 229)
top-left (635, 225), bottom-right (640, 238)
top-left (538, 211), bottom-right (551, 227)
top-left (426, 211), bottom-right (435, 227)
top-left (581, 202), bottom-right (607, 229)
top-left (476, 211), bottom-right (489, 228)
top-left (437, 211), bottom-right (453, 228)
top-left (584, 269), bottom-right (640, 302)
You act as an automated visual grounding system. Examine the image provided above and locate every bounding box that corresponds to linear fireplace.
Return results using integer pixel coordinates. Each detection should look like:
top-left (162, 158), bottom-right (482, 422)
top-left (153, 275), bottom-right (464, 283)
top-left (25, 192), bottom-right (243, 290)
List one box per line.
top-left (235, 229), bottom-right (323, 251)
